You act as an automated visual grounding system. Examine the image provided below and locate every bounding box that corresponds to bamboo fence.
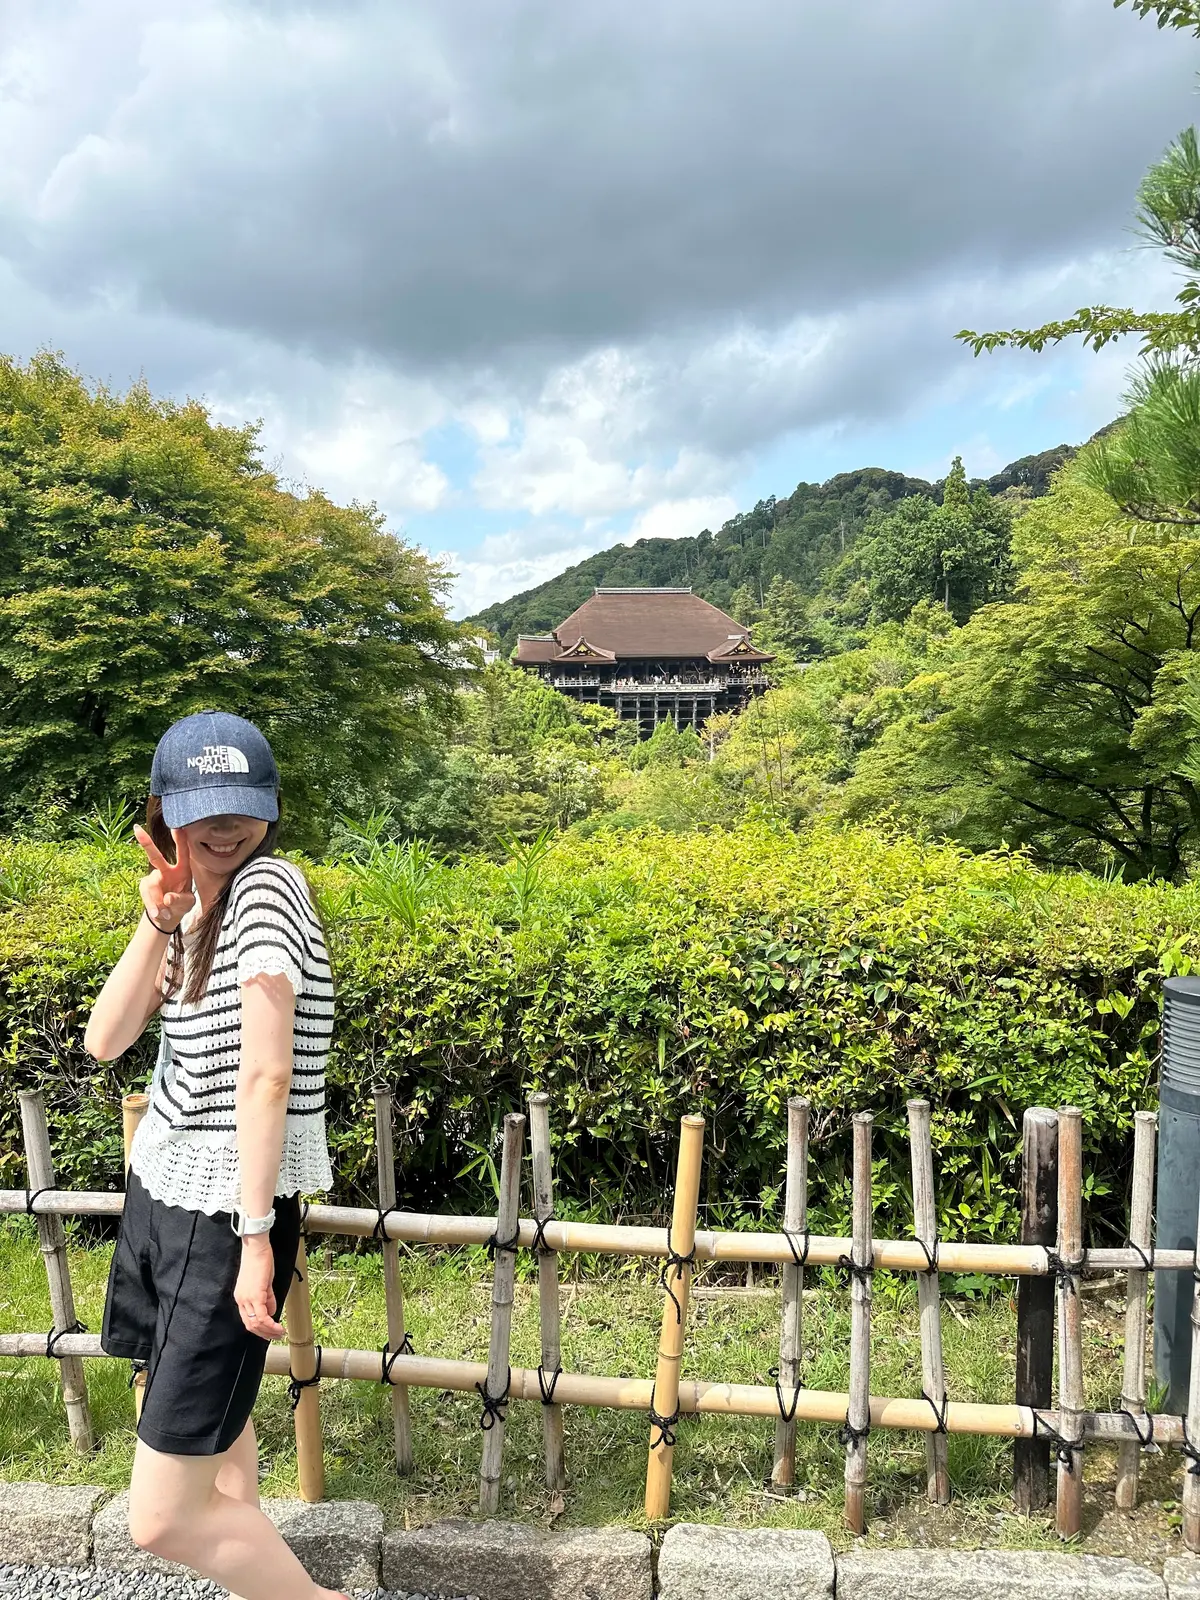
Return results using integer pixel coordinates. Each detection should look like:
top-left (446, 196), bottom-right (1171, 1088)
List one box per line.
top-left (4, 1094), bottom-right (1200, 1542)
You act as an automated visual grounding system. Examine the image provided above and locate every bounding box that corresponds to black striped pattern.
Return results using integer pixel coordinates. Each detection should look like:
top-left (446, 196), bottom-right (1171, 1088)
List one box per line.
top-left (130, 857), bottom-right (334, 1211)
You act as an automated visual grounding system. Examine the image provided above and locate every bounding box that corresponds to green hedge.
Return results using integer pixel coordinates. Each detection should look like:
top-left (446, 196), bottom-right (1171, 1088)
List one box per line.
top-left (1, 822), bottom-right (1196, 1241)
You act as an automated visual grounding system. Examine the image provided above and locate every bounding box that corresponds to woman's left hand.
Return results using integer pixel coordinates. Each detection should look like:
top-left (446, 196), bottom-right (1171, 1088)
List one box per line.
top-left (234, 1238), bottom-right (285, 1339)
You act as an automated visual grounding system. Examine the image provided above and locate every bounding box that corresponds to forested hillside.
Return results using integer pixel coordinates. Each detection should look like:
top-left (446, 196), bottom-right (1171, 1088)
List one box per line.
top-left (468, 446), bottom-right (1076, 651)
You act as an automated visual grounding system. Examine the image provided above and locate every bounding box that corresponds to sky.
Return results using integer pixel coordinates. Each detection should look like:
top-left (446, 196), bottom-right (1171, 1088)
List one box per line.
top-left (1, 2), bottom-right (1196, 617)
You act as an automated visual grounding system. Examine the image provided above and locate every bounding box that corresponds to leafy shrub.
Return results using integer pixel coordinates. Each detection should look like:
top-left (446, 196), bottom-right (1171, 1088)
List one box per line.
top-left (1, 823), bottom-right (1194, 1242)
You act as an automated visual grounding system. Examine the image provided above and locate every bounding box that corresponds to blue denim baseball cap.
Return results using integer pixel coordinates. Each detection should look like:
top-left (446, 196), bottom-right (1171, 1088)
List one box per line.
top-left (150, 711), bottom-right (280, 829)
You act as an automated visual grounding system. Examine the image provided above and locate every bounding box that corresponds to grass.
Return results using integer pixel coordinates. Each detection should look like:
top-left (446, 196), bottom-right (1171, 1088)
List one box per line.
top-left (0, 1220), bottom-right (1185, 1560)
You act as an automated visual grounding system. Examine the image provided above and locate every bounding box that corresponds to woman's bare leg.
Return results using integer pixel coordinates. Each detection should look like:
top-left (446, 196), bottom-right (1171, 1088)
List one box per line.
top-left (128, 1435), bottom-right (345, 1600)
top-left (214, 1420), bottom-right (261, 1600)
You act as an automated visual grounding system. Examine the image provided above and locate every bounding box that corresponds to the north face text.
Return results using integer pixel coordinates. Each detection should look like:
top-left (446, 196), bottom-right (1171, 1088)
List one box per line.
top-left (186, 745), bottom-right (251, 775)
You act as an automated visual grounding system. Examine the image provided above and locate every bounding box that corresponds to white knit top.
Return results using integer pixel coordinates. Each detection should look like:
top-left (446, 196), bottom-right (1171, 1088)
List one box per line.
top-left (130, 856), bottom-right (335, 1215)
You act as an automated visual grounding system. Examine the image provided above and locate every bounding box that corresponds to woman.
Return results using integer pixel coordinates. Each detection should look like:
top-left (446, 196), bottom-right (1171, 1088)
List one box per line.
top-left (85, 710), bottom-right (346, 1600)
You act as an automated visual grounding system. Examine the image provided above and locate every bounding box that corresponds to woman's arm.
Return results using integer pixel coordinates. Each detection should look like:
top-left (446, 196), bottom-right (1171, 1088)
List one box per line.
top-left (233, 971), bottom-right (295, 1340)
top-left (83, 919), bottom-right (170, 1061)
top-left (84, 827), bottom-right (194, 1062)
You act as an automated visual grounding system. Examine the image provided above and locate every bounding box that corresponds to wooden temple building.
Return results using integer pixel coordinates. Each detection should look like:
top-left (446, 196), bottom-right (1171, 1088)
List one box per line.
top-left (513, 587), bottom-right (773, 737)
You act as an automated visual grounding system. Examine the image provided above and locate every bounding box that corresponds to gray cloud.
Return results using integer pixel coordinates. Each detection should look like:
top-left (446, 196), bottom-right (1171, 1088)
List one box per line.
top-left (3, 0), bottom-right (1195, 374)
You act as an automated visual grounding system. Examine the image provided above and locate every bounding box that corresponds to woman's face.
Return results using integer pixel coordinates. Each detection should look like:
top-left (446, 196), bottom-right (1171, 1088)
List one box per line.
top-left (180, 813), bottom-right (269, 877)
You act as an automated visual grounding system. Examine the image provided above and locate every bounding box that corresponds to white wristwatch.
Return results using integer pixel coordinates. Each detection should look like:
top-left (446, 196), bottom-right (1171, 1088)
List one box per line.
top-left (230, 1206), bottom-right (276, 1238)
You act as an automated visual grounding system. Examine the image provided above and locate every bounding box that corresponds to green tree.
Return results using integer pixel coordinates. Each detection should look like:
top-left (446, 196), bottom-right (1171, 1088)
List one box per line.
top-left (844, 465), bottom-right (1200, 880)
top-left (389, 663), bottom-right (625, 848)
top-left (0, 354), bottom-right (463, 848)
top-left (854, 458), bottom-right (1013, 624)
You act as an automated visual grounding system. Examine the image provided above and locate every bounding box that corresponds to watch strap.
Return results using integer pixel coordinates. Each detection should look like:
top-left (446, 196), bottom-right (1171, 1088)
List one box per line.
top-left (231, 1206), bottom-right (276, 1237)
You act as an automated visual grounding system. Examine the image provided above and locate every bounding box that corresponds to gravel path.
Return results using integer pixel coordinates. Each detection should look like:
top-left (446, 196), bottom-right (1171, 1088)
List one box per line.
top-left (0, 1569), bottom-right (472, 1600)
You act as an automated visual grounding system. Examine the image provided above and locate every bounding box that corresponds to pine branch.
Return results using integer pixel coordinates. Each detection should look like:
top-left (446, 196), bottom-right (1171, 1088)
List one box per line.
top-left (956, 306), bottom-right (1200, 357)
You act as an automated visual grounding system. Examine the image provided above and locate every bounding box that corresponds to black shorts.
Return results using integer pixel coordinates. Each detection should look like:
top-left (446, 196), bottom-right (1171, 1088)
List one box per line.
top-left (101, 1170), bottom-right (302, 1456)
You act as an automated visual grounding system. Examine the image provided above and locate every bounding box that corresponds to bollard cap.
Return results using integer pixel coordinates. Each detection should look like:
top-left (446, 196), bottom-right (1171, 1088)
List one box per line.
top-left (1163, 979), bottom-right (1200, 1093)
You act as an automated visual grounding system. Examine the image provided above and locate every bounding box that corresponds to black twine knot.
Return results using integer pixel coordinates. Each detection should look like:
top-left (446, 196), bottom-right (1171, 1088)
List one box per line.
top-left (769, 1365), bottom-right (802, 1424)
top-left (1183, 1421), bottom-right (1200, 1477)
top-left (836, 1251), bottom-right (875, 1287)
top-left (648, 1383), bottom-right (679, 1450)
top-left (299, 1200), bottom-right (310, 1239)
top-left (380, 1335), bottom-right (415, 1384)
top-left (45, 1320), bottom-right (86, 1359)
top-left (1047, 1250), bottom-right (1083, 1296)
top-left (916, 1235), bottom-right (940, 1276)
top-left (1032, 1411), bottom-right (1079, 1473)
top-left (24, 1188), bottom-right (52, 1216)
top-left (127, 1358), bottom-right (148, 1389)
top-left (1125, 1239), bottom-right (1153, 1274)
top-left (287, 1346), bottom-right (322, 1410)
top-left (1118, 1406), bottom-right (1155, 1451)
top-left (782, 1226), bottom-right (810, 1269)
top-left (921, 1387), bottom-right (949, 1434)
top-left (372, 1204), bottom-right (402, 1242)
top-left (486, 1225), bottom-right (521, 1262)
top-left (659, 1224), bottom-right (697, 1324)
top-left (476, 1368), bottom-right (511, 1431)
top-left (838, 1412), bottom-right (870, 1450)
top-left (531, 1215), bottom-right (557, 1256)
top-left (537, 1364), bottom-right (563, 1405)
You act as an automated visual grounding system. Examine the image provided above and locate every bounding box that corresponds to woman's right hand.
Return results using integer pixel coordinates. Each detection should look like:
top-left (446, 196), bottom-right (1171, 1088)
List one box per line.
top-left (133, 824), bottom-right (195, 933)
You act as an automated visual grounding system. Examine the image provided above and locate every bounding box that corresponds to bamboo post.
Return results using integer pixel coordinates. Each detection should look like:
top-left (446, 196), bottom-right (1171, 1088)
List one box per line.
top-left (1014, 1107), bottom-right (1058, 1513)
top-left (1116, 1110), bottom-right (1156, 1511)
top-left (529, 1092), bottom-right (566, 1491)
top-left (372, 1085), bottom-right (413, 1474)
top-left (645, 1114), bottom-right (706, 1521)
top-left (285, 1232), bottom-right (324, 1502)
top-left (479, 1113), bottom-right (527, 1515)
top-left (908, 1099), bottom-right (950, 1504)
top-left (121, 1094), bottom-right (148, 1176)
top-left (1055, 1106), bottom-right (1085, 1539)
top-left (18, 1091), bottom-right (93, 1453)
top-left (1184, 1149), bottom-right (1200, 1551)
top-left (771, 1096), bottom-right (808, 1486)
top-left (844, 1111), bottom-right (873, 1535)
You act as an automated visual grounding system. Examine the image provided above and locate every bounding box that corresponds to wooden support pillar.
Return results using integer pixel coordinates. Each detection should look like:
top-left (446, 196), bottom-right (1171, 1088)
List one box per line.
top-left (1116, 1111), bottom-right (1156, 1510)
top-left (645, 1114), bottom-right (706, 1521)
top-left (1055, 1106), bottom-right (1085, 1540)
top-left (18, 1091), bottom-right (93, 1454)
top-left (843, 1112), bottom-right (873, 1535)
top-left (372, 1085), bottom-right (413, 1474)
top-left (286, 1232), bottom-right (325, 1502)
top-left (771, 1097), bottom-right (808, 1487)
top-left (529, 1092), bottom-right (566, 1491)
top-left (908, 1098), bottom-right (950, 1504)
top-left (1014, 1107), bottom-right (1058, 1514)
top-left (479, 1113), bottom-right (526, 1515)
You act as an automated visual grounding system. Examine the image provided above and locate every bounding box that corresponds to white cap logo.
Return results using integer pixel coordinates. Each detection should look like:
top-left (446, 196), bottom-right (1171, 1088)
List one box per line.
top-left (186, 744), bottom-right (250, 775)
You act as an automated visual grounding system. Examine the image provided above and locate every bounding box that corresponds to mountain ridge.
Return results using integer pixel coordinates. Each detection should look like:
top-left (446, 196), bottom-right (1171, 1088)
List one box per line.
top-left (466, 442), bottom-right (1078, 652)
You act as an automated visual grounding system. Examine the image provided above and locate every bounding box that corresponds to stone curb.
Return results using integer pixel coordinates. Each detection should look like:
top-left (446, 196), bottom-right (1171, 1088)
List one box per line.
top-left (382, 1517), bottom-right (653, 1599)
top-left (2, 1482), bottom-right (1197, 1598)
top-left (90, 1489), bottom-right (381, 1589)
top-left (0, 1483), bottom-right (106, 1569)
top-left (658, 1522), bottom-right (834, 1598)
top-left (837, 1547), bottom-right (1167, 1599)
top-left (1166, 1556), bottom-right (1200, 1599)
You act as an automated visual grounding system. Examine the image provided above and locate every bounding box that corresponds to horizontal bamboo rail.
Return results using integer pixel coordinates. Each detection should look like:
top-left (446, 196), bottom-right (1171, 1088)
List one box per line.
top-left (1, 1191), bottom-right (1189, 1276)
top-left (1, 1331), bottom-right (1191, 1446)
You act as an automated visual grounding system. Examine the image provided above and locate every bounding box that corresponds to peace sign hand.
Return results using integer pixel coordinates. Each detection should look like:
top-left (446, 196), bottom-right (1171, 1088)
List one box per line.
top-left (133, 824), bottom-right (196, 934)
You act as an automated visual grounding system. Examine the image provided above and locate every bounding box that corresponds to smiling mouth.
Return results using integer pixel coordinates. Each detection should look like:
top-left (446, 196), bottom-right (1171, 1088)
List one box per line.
top-left (202, 839), bottom-right (245, 858)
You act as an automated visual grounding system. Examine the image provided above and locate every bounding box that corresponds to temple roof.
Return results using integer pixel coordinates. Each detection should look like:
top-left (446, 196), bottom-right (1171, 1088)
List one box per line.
top-left (512, 588), bottom-right (775, 664)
